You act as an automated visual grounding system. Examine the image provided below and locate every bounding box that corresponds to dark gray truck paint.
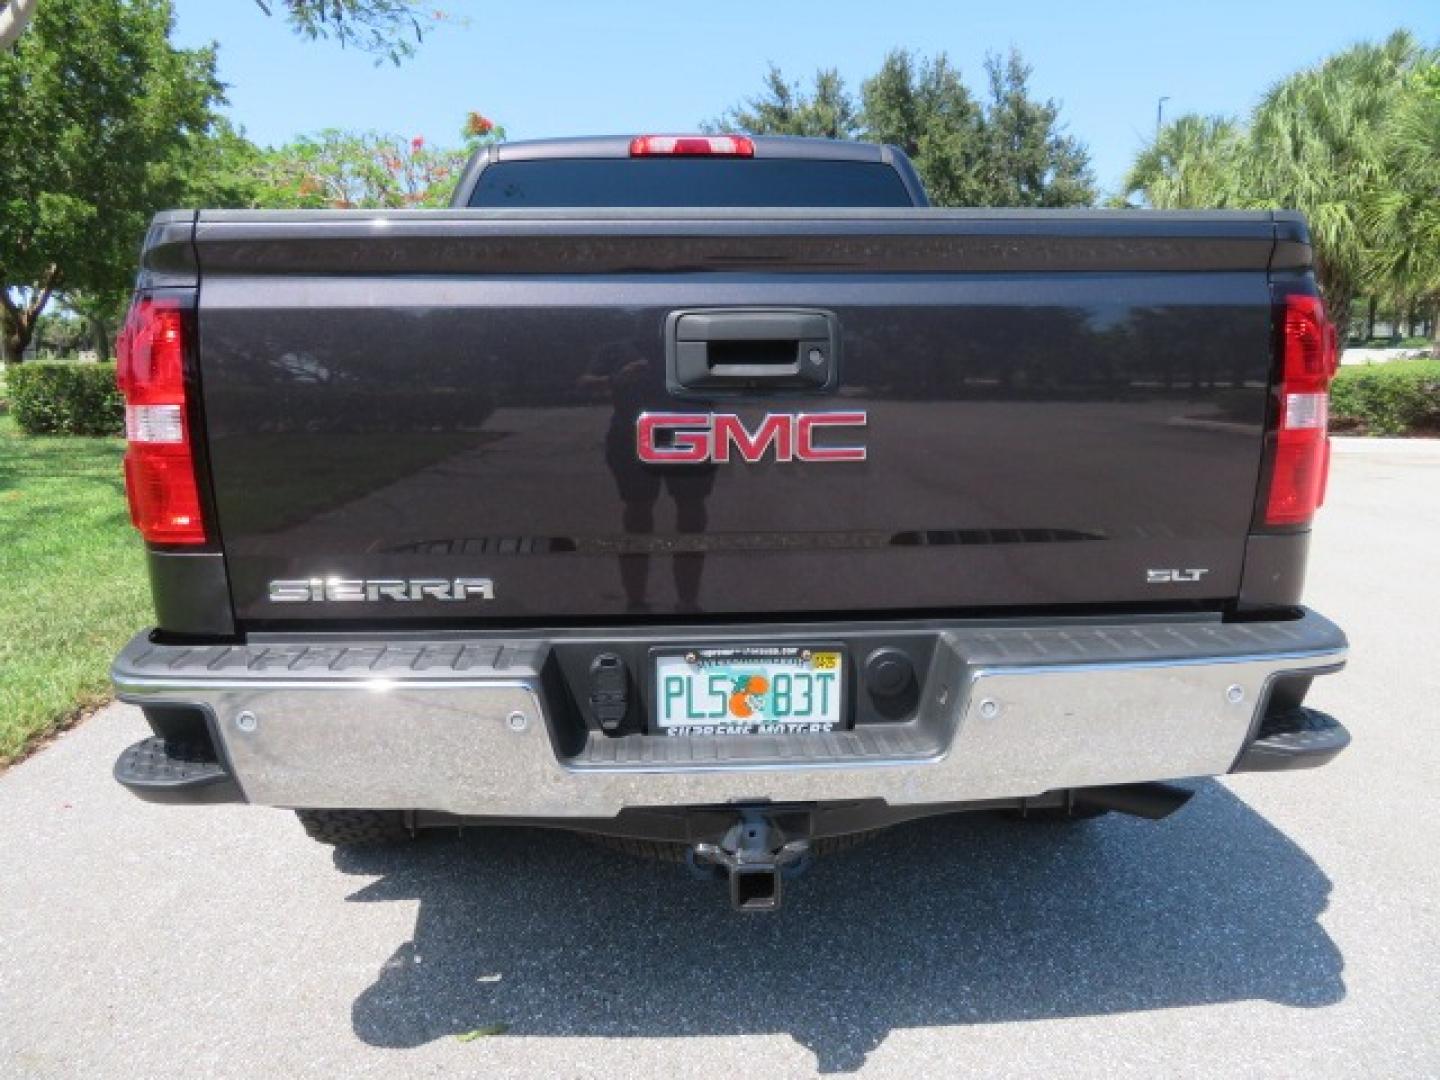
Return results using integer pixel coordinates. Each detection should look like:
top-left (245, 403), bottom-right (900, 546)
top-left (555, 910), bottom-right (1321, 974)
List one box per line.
top-left (154, 207), bottom-right (1308, 628)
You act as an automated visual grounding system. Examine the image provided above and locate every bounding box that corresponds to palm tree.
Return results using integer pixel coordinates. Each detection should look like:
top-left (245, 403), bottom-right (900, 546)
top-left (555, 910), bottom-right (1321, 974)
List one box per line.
top-left (1365, 62), bottom-right (1440, 352)
top-left (1121, 114), bottom-right (1250, 209)
top-left (1249, 30), bottom-right (1430, 322)
top-left (1121, 32), bottom-right (1436, 338)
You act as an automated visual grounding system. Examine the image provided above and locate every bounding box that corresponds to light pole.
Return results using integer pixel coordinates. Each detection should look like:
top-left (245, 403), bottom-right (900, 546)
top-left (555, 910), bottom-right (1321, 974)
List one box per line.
top-left (1155, 95), bottom-right (1171, 141)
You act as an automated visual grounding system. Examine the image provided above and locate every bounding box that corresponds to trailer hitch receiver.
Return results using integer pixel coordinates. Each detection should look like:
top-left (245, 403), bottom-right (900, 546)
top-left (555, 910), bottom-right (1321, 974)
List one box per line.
top-left (689, 808), bottom-right (812, 912)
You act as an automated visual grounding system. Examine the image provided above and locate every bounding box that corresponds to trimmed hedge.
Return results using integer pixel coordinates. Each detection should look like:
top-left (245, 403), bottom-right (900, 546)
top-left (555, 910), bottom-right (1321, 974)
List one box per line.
top-left (6, 362), bottom-right (124, 436)
top-left (1330, 358), bottom-right (1440, 436)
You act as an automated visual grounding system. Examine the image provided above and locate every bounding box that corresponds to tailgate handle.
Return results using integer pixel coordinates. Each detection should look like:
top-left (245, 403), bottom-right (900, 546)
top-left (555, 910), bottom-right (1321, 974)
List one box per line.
top-left (668, 310), bottom-right (837, 392)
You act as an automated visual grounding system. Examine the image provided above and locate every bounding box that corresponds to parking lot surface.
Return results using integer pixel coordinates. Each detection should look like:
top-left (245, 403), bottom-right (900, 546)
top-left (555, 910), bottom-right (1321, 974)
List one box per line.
top-left (2, 438), bottom-right (1438, 1078)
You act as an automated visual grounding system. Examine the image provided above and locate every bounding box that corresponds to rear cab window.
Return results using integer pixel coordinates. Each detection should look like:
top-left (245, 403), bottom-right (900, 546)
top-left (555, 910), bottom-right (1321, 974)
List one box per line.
top-left (468, 158), bottom-right (916, 208)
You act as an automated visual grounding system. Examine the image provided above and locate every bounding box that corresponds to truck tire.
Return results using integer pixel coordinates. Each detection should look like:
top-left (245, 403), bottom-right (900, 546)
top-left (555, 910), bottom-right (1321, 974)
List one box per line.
top-left (294, 808), bottom-right (411, 846)
top-left (584, 829), bottom-right (882, 863)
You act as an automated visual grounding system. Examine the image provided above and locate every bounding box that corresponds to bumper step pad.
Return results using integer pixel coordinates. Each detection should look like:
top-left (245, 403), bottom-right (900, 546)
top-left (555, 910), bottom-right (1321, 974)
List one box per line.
top-left (1233, 707), bottom-right (1350, 773)
top-left (114, 736), bottom-right (241, 804)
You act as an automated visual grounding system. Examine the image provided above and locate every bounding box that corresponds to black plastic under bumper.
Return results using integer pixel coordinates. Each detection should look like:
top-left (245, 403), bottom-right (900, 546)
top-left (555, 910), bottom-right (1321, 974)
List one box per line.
top-left (1231, 706), bottom-right (1351, 773)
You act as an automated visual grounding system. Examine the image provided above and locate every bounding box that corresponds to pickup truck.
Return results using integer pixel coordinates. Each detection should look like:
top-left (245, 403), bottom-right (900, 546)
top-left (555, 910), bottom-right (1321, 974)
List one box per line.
top-left (111, 134), bottom-right (1350, 911)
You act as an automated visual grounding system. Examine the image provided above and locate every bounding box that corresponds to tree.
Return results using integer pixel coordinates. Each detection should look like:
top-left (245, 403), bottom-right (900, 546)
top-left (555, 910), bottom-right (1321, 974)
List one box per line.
top-left (177, 117), bottom-right (270, 209)
top-left (254, 113), bottom-right (504, 209)
top-left (255, 1), bottom-right (447, 64)
top-left (1120, 31), bottom-right (1437, 338)
top-left (705, 64), bottom-right (859, 140)
top-left (860, 50), bottom-right (990, 206)
top-left (31, 306), bottom-right (87, 356)
top-left (708, 49), bottom-right (1095, 208)
top-left (1364, 60), bottom-right (1440, 349)
top-left (1121, 114), bottom-right (1251, 209)
top-left (7, 2), bottom-right (449, 63)
top-left (1249, 30), bottom-right (1430, 324)
top-left (0, 0), bottom-right (222, 364)
top-left (978, 49), bottom-right (1094, 207)
top-left (61, 289), bottom-right (128, 361)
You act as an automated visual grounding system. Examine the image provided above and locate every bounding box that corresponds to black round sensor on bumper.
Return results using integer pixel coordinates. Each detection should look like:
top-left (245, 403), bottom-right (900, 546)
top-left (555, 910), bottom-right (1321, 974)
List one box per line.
top-left (863, 649), bottom-right (917, 716)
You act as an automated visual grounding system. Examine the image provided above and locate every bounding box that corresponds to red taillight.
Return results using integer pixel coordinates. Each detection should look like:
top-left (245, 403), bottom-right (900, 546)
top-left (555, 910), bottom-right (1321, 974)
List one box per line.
top-left (628, 134), bottom-right (755, 157)
top-left (1264, 293), bottom-right (1337, 528)
top-left (115, 295), bottom-right (207, 545)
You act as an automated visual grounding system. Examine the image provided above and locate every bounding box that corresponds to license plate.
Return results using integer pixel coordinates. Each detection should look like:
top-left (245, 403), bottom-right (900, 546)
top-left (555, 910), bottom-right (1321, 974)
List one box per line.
top-left (653, 646), bottom-right (844, 736)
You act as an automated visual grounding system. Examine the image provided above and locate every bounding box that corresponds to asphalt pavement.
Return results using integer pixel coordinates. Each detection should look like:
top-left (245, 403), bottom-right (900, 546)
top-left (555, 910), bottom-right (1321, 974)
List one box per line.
top-left (2, 438), bottom-right (1438, 1078)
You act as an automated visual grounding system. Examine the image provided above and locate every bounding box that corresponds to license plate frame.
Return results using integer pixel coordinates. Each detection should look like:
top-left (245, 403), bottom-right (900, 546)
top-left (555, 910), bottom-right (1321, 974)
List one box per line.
top-left (649, 644), bottom-right (847, 736)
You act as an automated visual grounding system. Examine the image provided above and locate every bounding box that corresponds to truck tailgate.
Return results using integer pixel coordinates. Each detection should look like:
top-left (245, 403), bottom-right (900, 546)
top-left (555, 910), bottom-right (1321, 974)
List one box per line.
top-left (189, 209), bottom-right (1295, 623)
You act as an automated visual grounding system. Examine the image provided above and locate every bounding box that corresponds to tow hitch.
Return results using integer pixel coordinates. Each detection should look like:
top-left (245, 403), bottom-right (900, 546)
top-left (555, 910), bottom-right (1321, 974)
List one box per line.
top-left (688, 808), bottom-right (813, 912)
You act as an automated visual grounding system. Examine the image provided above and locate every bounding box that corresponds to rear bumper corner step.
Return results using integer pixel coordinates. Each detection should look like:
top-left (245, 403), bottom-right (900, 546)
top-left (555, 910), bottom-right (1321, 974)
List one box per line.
top-left (113, 736), bottom-right (242, 804)
top-left (1233, 707), bottom-right (1350, 773)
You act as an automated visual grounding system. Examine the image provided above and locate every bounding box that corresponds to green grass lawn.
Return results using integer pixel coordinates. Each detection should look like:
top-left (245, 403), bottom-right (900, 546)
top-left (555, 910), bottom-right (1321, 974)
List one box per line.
top-left (0, 412), bottom-right (148, 765)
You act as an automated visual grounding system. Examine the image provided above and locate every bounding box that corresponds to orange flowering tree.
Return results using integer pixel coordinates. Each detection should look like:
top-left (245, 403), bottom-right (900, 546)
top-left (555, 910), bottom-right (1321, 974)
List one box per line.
top-left (256, 111), bottom-right (505, 209)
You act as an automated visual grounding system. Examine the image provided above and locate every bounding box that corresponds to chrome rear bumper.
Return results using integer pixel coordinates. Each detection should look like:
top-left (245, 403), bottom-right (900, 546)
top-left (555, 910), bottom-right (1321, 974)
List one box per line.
top-left (111, 610), bottom-right (1347, 817)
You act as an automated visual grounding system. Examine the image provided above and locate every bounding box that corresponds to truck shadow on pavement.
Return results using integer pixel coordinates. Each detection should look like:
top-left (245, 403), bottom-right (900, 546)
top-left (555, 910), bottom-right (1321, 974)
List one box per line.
top-left (341, 781), bottom-right (1342, 1073)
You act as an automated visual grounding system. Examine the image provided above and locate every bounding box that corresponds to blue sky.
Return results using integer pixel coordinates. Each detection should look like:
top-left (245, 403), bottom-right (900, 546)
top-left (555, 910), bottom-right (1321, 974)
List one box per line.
top-left (172, 0), bottom-right (1439, 199)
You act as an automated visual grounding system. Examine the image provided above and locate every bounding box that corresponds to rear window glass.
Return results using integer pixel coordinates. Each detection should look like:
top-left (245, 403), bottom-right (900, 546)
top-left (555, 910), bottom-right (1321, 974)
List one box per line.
top-left (468, 158), bottom-right (914, 208)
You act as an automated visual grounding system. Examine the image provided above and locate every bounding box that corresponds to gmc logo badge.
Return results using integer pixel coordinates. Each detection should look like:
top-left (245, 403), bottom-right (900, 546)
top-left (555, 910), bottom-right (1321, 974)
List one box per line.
top-left (637, 412), bottom-right (868, 464)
